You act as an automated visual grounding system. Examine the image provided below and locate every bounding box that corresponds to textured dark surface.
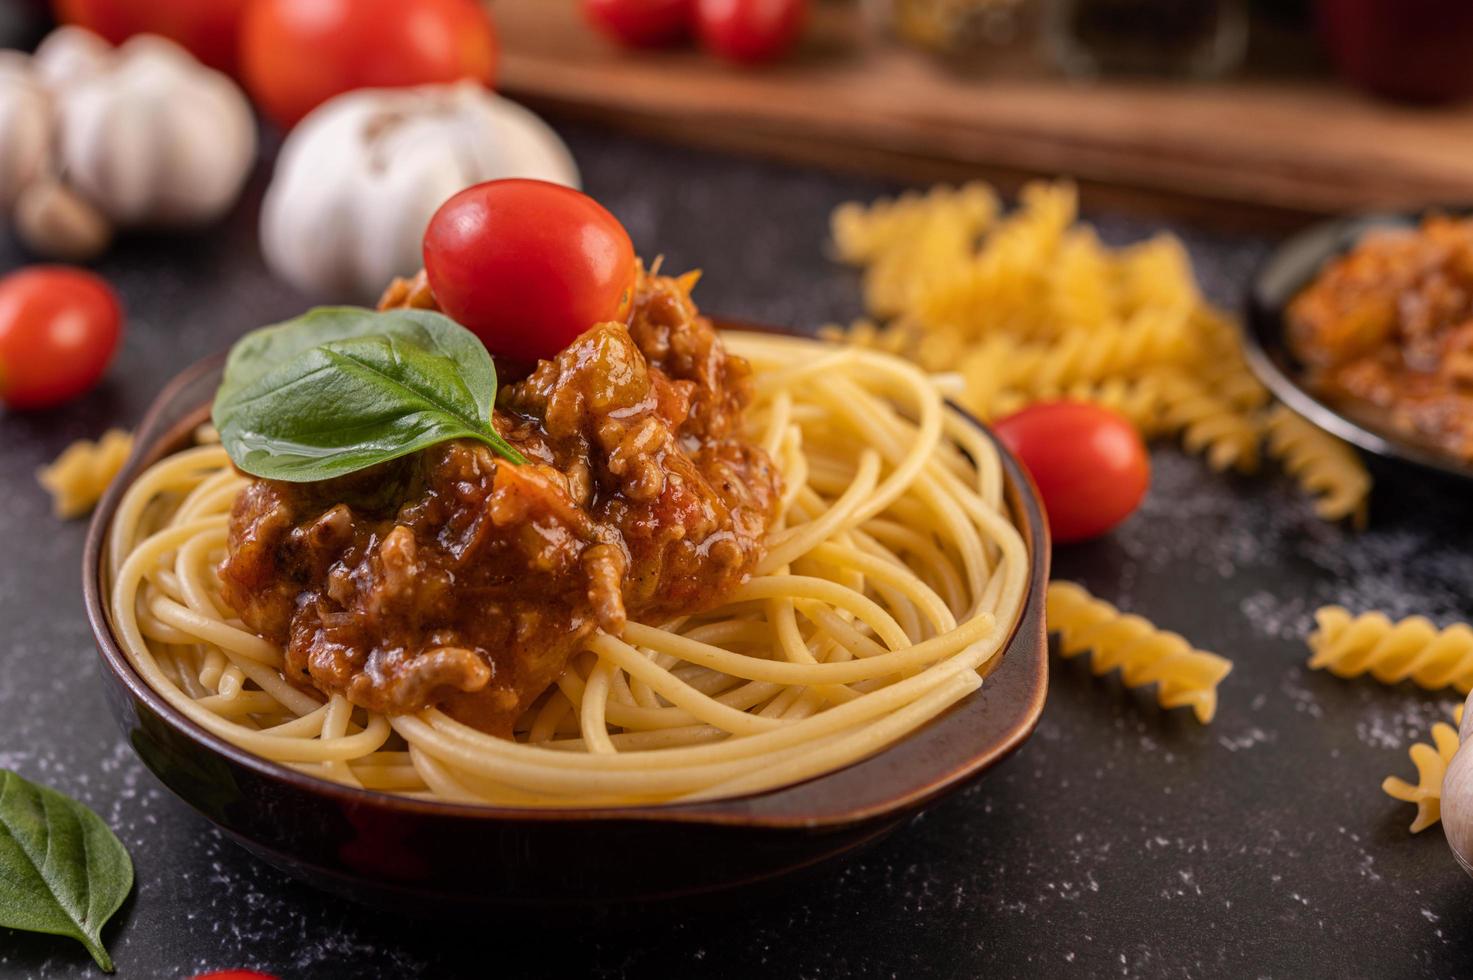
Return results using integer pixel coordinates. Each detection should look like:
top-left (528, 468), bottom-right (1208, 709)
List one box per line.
top-left (2, 123), bottom-right (1471, 979)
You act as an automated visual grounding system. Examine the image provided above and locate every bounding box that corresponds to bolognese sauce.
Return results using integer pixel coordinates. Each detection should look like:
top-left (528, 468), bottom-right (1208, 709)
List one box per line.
top-left (1288, 214), bottom-right (1473, 463)
top-left (217, 267), bottom-right (781, 736)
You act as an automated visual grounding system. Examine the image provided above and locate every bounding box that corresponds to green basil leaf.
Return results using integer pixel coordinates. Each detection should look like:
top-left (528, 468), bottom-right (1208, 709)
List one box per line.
top-left (0, 770), bottom-right (133, 973)
top-left (213, 307), bottom-right (526, 481)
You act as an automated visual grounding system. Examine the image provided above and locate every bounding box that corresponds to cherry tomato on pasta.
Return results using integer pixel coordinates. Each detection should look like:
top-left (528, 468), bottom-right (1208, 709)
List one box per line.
top-left (992, 401), bottom-right (1150, 544)
top-left (0, 266), bottom-right (122, 411)
top-left (694, 0), bottom-right (806, 64)
top-left (239, 0), bottom-right (498, 128)
top-left (422, 179), bottom-right (636, 364)
top-left (53, 0), bottom-right (250, 75)
top-left (583, 0), bottom-right (693, 47)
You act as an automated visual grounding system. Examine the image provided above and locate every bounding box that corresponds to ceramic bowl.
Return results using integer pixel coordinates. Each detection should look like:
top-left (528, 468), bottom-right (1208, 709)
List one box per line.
top-left (82, 337), bottom-right (1051, 913)
top-left (1243, 207), bottom-right (1473, 484)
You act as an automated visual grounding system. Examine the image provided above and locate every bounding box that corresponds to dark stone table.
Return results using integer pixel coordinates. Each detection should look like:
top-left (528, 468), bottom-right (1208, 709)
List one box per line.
top-left (3, 124), bottom-right (1470, 979)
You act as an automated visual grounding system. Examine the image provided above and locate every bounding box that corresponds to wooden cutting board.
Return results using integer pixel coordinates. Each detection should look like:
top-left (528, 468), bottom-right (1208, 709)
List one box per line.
top-left (495, 0), bottom-right (1473, 222)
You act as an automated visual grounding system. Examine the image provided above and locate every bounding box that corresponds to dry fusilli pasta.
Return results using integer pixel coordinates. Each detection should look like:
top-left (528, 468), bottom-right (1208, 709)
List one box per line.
top-left (37, 428), bottom-right (134, 518)
top-left (1307, 606), bottom-right (1473, 693)
top-left (825, 178), bottom-right (1377, 523)
top-left (1046, 581), bottom-right (1233, 723)
top-left (1383, 705), bottom-right (1464, 833)
top-left (1152, 370), bottom-right (1262, 473)
top-left (1264, 405), bottom-right (1371, 526)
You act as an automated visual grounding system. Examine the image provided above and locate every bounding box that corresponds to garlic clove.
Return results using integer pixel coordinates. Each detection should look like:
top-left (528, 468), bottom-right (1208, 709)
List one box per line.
top-left (0, 51), bottom-right (51, 211)
top-left (1460, 690), bottom-right (1473, 743)
top-left (14, 178), bottom-right (114, 262)
top-left (30, 25), bottom-right (112, 88)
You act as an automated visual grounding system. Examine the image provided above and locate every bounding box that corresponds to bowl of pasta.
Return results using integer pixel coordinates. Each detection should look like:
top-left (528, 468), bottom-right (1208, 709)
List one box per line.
top-left (81, 274), bottom-right (1050, 911)
top-left (1245, 207), bottom-right (1473, 483)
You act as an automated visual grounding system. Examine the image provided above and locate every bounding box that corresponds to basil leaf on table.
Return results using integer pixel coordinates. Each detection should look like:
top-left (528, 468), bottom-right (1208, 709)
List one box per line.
top-left (213, 307), bottom-right (526, 481)
top-left (0, 770), bottom-right (133, 972)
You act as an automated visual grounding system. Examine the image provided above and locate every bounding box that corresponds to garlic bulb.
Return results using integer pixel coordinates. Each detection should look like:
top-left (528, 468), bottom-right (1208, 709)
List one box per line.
top-left (0, 51), bottom-right (51, 210)
top-left (33, 28), bottom-right (255, 227)
top-left (261, 81), bottom-right (580, 301)
top-left (1444, 689), bottom-right (1473, 877)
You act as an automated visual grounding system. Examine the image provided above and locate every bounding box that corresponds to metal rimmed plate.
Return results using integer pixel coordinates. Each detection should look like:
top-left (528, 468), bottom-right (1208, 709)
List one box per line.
top-left (1243, 208), bottom-right (1473, 484)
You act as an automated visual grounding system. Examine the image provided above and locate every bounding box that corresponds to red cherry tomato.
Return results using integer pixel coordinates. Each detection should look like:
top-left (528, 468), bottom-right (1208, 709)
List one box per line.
top-left (694, 0), bottom-right (806, 64)
top-left (53, 0), bottom-right (250, 75)
top-left (583, 0), bottom-right (692, 47)
top-left (0, 266), bottom-right (122, 411)
top-left (190, 972), bottom-right (279, 980)
top-left (423, 179), bottom-right (636, 364)
top-left (239, 0), bottom-right (498, 128)
top-left (993, 402), bottom-right (1150, 545)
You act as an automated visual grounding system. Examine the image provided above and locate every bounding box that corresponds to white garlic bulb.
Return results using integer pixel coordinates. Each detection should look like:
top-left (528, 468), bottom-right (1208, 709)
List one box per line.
top-left (260, 81), bottom-right (580, 301)
top-left (34, 28), bottom-right (256, 227)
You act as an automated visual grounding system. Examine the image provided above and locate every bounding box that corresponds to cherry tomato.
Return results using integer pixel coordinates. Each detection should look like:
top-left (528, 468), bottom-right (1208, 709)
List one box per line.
top-left (694, 0), bottom-right (806, 64)
top-left (0, 266), bottom-right (122, 411)
top-left (423, 179), bottom-right (636, 364)
top-left (239, 0), bottom-right (498, 128)
top-left (190, 972), bottom-right (279, 980)
top-left (53, 0), bottom-right (250, 75)
top-left (992, 402), bottom-right (1150, 544)
top-left (583, 0), bottom-right (692, 47)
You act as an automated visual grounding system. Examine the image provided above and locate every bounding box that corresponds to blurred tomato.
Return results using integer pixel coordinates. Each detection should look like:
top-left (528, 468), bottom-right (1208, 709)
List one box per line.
top-left (0, 266), bottom-right (122, 411)
top-left (52, 0), bottom-right (250, 74)
top-left (583, 0), bottom-right (692, 47)
top-left (993, 402), bottom-right (1150, 544)
top-left (695, 0), bottom-right (805, 63)
top-left (423, 179), bottom-right (636, 364)
top-left (239, 0), bottom-right (498, 128)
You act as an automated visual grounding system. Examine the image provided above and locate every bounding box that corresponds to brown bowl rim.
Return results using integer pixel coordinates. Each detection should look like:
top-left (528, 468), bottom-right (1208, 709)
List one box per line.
top-left (82, 327), bottom-right (1050, 830)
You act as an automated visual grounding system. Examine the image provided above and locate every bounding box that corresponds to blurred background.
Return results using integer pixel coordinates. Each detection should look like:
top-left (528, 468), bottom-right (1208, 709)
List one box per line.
top-left (6, 3), bottom-right (1473, 976)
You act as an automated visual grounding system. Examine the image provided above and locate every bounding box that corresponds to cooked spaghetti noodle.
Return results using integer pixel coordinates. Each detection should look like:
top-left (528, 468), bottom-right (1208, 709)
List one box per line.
top-left (105, 333), bottom-right (1029, 807)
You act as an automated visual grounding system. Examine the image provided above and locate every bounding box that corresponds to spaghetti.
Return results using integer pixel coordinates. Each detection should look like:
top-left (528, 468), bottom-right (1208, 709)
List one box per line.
top-left (105, 333), bottom-right (1030, 807)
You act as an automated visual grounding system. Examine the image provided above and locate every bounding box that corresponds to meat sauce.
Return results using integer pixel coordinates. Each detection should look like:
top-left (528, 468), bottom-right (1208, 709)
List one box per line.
top-left (1288, 215), bottom-right (1473, 462)
top-left (217, 268), bottom-right (781, 736)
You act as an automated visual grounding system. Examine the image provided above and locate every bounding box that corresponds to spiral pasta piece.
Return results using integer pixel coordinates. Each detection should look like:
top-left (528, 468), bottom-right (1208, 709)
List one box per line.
top-left (1046, 581), bottom-right (1232, 723)
top-left (824, 179), bottom-right (1324, 507)
top-left (1152, 370), bottom-right (1262, 472)
top-left (1307, 606), bottom-right (1473, 692)
top-left (37, 428), bottom-right (134, 518)
top-left (1383, 705), bottom-right (1463, 833)
top-left (1264, 406), bottom-right (1371, 526)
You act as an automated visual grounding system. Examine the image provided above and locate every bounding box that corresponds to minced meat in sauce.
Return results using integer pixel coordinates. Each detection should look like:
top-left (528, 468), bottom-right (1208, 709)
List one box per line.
top-left (217, 268), bottom-right (781, 736)
top-left (1288, 214), bottom-right (1473, 462)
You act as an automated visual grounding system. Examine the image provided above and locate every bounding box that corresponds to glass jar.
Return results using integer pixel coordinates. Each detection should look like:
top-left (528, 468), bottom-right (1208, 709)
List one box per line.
top-left (1043, 0), bottom-right (1248, 78)
top-left (865, 0), bottom-right (1041, 58)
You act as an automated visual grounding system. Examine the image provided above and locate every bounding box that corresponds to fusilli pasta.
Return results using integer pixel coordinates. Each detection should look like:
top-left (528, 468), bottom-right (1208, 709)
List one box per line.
top-left (824, 179), bottom-right (1373, 521)
top-left (1264, 406), bottom-right (1371, 526)
top-left (1307, 606), bottom-right (1473, 693)
top-left (36, 428), bottom-right (134, 519)
top-left (1046, 581), bottom-right (1233, 723)
top-left (1383, 705), bottom-right (1463, 833)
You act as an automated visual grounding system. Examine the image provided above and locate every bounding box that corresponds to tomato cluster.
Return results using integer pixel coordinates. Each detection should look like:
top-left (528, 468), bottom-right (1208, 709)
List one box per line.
top-left (583, 0), bottom-right (807, 64)
top-left (54, 0), bottom-right (499, 129)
